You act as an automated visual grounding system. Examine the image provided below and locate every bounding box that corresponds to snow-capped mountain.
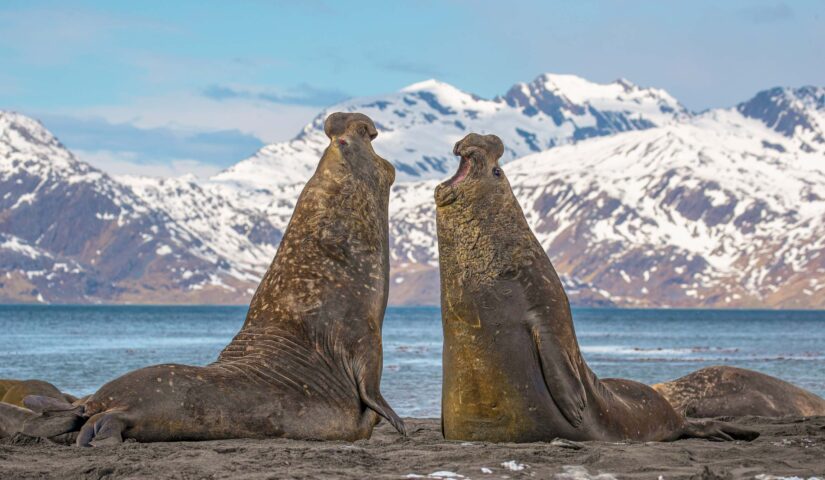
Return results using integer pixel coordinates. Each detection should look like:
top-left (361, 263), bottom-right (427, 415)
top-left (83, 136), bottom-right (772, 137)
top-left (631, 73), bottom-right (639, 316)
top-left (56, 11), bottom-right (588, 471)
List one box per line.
top-left (213, 74), bottom-right (687, 188)
top-left (0, 111), bottom-right (263, 303)
top-left (389, 107), bottom-right (825, 308)
top-left (2, 74), bottom-right (823, 308)
top-left (737, 86), bottom-right (825, 153)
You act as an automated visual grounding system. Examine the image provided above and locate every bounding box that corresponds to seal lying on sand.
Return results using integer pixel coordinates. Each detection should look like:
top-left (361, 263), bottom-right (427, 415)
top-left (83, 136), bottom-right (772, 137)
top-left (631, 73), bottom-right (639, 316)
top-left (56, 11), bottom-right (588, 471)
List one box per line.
top-left (654, 366), bottom-right (825, 418)
top-left (0, 396), bottom-right (84, 443)
top-left (0, 379), bottom-right (76, 407)
top-left (0, 380), bottom-right (84, 442)
top-left (435, 133), bottom-right (758, 443)
top-left (8, 112), bottom-right (404, 446)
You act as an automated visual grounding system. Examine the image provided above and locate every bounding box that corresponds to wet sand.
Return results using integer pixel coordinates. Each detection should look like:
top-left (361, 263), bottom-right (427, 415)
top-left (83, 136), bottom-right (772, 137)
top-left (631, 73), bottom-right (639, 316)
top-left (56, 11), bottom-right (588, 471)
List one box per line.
top-left (1, 416), bottom-right (823, 479)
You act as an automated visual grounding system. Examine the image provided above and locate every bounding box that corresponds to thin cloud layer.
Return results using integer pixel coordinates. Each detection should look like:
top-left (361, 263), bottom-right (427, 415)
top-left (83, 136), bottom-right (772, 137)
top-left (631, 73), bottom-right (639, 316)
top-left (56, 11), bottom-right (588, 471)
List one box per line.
top-left (203, 84), bottom-right (349, 107)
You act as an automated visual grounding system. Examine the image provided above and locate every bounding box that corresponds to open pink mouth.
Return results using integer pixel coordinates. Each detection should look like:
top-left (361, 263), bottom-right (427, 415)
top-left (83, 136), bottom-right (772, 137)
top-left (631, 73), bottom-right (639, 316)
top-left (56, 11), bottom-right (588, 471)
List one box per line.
top-left (435, 156), bottom-right (470, 207)
top-left (447, 156), bottom-right (471, 186)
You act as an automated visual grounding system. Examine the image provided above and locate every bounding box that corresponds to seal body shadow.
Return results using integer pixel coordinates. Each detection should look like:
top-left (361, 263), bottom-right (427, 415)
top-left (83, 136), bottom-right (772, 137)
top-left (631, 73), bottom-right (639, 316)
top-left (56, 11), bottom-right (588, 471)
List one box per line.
top-left (654, 366), bottom-right (825, 418)
top-left (436, 133), bottom-right (758, 443)
top-left (11, 112), bottom-right (404, 445)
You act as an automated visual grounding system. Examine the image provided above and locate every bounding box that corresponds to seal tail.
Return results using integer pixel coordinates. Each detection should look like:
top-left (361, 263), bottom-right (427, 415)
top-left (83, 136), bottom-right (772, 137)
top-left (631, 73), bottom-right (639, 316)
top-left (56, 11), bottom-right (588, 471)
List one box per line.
top-left (680, 419), bottom-right (759, 442)
top-left (76, 411), bottom-right (128, 447)
top-left (357, 381), bottom-right (407, 436)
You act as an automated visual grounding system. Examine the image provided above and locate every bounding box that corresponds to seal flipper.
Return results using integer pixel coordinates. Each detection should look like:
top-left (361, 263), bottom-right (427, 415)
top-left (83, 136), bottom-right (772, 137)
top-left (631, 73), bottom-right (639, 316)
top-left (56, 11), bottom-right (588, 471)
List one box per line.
top-left (0, 402), bottom-right (32, 438)
top-left (530, 321), bottom-right (587, 428)
top-left (18, 395), bottom-right (85, 438)
top-left (681, 419), bottom-right (759, 442)
top-left (77, 412), bottom-right (127, 447)
top-left (23, 394), bottom-right (81, 414)
top-left (357, 378), bottom-right (407, 436)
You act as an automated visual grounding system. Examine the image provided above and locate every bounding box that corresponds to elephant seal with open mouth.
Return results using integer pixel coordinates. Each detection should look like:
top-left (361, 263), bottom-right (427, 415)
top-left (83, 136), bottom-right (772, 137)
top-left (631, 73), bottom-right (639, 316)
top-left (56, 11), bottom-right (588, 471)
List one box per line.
top-left (5, 112), bottom-right (405, 446)
top-left (435, 133), bottom-right (758, 443)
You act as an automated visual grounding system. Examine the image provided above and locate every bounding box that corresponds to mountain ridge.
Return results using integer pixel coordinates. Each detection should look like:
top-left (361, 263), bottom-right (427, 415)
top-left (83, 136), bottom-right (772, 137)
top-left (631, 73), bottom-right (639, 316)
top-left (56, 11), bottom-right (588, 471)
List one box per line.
top-left (211, 73), bottom-right (688, 188)
top-left (1, 74), bottom-right (823, 308)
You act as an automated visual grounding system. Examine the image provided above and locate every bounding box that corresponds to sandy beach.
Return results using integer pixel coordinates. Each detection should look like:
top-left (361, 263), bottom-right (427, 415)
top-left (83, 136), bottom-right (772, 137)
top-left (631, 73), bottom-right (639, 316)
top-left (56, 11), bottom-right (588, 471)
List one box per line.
top-left (1, 416), bottom-right (822, 479)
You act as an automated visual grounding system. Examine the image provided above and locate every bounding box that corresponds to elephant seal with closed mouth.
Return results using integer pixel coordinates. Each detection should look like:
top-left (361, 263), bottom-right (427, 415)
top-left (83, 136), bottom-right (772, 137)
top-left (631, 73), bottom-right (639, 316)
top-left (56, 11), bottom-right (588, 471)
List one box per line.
top-left (654, 366), bottom-right (825, 418)
top-left (0, 380), bottom-right (82, 443)
top-left (435, 133), bottom-right (758, 443)
top-left (0, 379), bottom-right (76, 407)
top-left (8, 112), bottom-right (405, 446)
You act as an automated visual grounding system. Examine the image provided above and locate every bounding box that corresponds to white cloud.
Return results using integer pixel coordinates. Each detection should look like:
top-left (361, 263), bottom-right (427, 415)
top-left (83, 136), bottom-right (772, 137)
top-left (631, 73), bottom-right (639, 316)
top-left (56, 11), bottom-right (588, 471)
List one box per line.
top-left (65, 91), bottom-right (320, 144)
top-left (77, 149), bottom-right (223, 179)
top-left (36, 90), bottom-right (325, 180)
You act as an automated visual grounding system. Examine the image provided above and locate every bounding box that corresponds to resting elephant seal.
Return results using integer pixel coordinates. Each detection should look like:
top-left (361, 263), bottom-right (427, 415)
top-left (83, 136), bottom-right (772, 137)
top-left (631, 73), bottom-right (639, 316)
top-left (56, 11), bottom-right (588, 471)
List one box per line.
top-left (9, 112), bottom-right (404, 446)
top-left (653, 366), bottom-right (825, 418)
top-left (0, 379), bottom-right (75, 407)
top-left (0, 380), bottom-right (82, 442)
top-left (435, 133), bottom-right (758, 443)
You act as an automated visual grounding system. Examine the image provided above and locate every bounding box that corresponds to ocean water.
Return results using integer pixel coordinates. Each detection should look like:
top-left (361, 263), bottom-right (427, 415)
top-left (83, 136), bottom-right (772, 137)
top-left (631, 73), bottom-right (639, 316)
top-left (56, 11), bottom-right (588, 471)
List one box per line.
top-left (1, 305), bottom-right (824, 418)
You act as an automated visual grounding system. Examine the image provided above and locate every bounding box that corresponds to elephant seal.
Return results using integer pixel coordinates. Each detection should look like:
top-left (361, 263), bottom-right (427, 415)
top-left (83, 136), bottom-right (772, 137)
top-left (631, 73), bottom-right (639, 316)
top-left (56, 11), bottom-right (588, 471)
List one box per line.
top-left (0, 380), bottom-right (82, 442)
top-left (653, 366), bottom-right (825, 418)
top-left (12, 112), bottom-right (404, 446)
top-left (0, 395), bottom-right (84, 443)
top-left (0, 379), bottom-right (75, 407)
top-left (0, 379), bottom-right (84, 443)
top-left (435, 133), bottom-right (758, 443)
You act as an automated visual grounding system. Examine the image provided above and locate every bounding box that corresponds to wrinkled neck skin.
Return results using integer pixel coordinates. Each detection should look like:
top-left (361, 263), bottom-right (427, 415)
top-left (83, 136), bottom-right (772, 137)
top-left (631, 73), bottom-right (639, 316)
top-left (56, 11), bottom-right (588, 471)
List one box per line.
top-left (437, 179), bottom-right (586, 371)
top-left (240, 138), bottom-right (394, 340)
top-left (437, 181), bottom-right (554, 314)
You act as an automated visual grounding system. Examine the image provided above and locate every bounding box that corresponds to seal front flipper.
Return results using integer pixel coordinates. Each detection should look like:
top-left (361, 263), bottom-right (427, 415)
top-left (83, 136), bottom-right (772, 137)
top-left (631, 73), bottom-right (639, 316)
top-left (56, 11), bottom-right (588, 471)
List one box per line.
top-left (529, 315), bottom-right (587, 428)
top-left (357, 377), bottom-right (406, 436)
top-left (23, 394), bottom-right (82, 414)
top-left (18, 395), bottom-right (85, 439)
top-left (680, 419), bottom-right (759, 442)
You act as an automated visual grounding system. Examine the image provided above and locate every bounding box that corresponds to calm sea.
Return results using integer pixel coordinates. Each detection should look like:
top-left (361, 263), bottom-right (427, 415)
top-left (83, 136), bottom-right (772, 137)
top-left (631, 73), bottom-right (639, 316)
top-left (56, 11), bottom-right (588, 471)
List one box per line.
top-left (1, 305), bottom-right (823, 417)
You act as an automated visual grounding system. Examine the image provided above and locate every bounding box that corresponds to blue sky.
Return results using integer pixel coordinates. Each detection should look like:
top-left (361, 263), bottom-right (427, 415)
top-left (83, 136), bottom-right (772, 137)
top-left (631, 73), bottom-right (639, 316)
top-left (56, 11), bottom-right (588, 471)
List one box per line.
top-left (1, 0), bottom-right (823, 177)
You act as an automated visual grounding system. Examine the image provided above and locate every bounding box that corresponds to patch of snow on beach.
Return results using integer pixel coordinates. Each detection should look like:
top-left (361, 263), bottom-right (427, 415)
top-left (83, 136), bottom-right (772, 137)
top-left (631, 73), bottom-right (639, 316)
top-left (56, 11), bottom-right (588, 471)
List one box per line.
top-left (555, 466), bottom-right (618, 480)
top-left (501, 460), bottom-right (527, 471)
top-left (406, 472), bottom-right (465, 479)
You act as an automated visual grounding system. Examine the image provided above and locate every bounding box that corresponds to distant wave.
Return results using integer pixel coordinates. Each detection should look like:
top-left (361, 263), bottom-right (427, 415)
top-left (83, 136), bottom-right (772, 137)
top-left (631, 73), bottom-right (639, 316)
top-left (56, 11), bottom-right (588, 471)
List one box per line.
top-left (580, 345), bottom-right (745, 356)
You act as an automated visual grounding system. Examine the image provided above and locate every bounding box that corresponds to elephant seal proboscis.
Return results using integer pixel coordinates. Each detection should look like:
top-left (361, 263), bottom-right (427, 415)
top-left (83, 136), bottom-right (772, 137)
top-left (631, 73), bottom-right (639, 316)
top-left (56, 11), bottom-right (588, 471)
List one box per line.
top-left (654, 366), bottom-right (825, 418)
top-left (434, 133), bottom-right (758, 443)
top-left (11, 112), bottom-right (404, 446)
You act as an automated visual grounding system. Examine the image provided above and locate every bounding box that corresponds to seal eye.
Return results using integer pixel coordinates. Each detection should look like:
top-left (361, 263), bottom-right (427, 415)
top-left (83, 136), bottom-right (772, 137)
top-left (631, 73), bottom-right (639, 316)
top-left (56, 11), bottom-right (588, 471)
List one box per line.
top-left (358, 125), bottom-right (368, 138)
top-left (492, 167), bottom-right (502, 177)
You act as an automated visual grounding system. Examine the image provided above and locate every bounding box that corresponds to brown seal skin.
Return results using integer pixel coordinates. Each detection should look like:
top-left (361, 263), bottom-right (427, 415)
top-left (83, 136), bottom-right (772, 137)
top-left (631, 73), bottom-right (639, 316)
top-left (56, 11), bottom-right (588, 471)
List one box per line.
top-left (0, 379), bottom-right (75, 407)
top-left (6, 112), bottom-right (404, 446)
top-left (653, 366), bottom-right (825, 418)
top-left (0, 380), bottom-right (81, 442)
top-left (435, 133), bottom-right (759, 443)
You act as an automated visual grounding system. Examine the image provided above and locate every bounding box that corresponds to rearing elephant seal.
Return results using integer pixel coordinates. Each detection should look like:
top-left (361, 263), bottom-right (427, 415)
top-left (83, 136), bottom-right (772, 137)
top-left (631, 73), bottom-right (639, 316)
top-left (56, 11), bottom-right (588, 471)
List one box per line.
top-left (17, 112), bottom-right (404, 446)
top-left (435, 133), bottom-right (758, 443)
top-left (654, 366), bottom-right (825, 418)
